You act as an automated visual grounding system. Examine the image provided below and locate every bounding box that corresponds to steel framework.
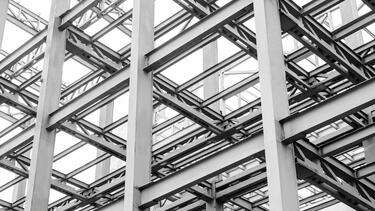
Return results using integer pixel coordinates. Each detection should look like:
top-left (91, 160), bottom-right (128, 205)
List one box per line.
top-left (0, 0), bottom-right (375, 210)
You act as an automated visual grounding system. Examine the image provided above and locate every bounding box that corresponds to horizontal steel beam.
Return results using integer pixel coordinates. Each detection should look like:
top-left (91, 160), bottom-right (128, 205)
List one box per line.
top-left (47, 68), bottom-right (129, 129)
top-left (139, 133), bottom-right (264, 208)
top-left (321, 123), bottom-right (375, 156)
top-left (0, 126), bottom-right (34, 159)
top-left (0, 30), bottom-right (47, 73)
top-left (144, 0), bottom-right (253, 72)
top-left (282, 78), bottom-right (375, 144)
top-left (60, 0), bottom-right (102, 29)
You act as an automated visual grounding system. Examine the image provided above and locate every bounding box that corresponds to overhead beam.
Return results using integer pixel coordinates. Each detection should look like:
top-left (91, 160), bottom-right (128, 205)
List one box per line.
top-left (0, 126), bottom-right (34, 159)
top-left (144, 0), bottom-right (253, 72)
top-left (362, 0), bottom-right (375, 11)
top-left (321, 123), bottom-right (375, 156)
top-left (0, 30), bottom-right (47, 73)
top-left (280, 0), bottom-right (372, 83)
top-left (59, 0), bottom-right (102, 29)
top-left (302, 0), bottom-right (343, 16)
top-left (295, 142), bottom-right (375, 210)
top-left (47, 68), bottom-right (129, 129)
top-left (282, 77), bottom-right (375, 144)
top-left (139, 133), bottom-right (264, 208)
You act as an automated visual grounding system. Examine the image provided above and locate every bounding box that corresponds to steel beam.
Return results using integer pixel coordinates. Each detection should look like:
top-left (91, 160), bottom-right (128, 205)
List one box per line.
top-left (139, 133), bottom-right (264, 208)
top-left (282, 78), bottom-right (375, 144)
top-left (302, 0), bottom-right (343, 16)
top-left (295, 142), bottom-right (375, 210)
top-left (0, 30), bottom-right (47, 73)
top-left (363, 0), bottom-right (375, 11)
top-left (144, 0), bottom-right (253, 72)
top-left (47, 68), bottom-right (129, 129)
top-left (321, 123), bottom-right (375, 156)
top-left (0, 125), bottom-right (34, 159)
top-left (59, 0), bottom-right (102, 29)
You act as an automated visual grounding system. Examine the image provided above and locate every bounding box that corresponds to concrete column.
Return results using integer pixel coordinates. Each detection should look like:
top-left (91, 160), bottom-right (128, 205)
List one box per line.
top-left (0, 0), bottom-right (8, 49)
top-left (95, 102), bottom-right (114, 179)
top-left (254, 0), bottom-right (299, 211)
top-left (123, 0), bottom-right (154, 210)
top-left (340, 0), bottom-right (363, 48)
top-left (24, 0), bottom-right (70, 210)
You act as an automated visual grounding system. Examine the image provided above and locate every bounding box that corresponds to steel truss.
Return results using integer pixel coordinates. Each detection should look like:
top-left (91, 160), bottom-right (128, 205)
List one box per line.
top-left (1, 0), bottom-right (375, 210)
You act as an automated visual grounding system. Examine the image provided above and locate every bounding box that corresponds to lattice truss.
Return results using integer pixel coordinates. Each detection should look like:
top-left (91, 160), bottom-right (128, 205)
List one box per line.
top-left (0, 0), bottom-right (375, 210)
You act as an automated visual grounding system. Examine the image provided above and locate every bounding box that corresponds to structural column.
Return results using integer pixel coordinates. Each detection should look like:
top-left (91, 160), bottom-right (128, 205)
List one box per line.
top-left (339, 0), bottom-right (375, 181)
top-left (24, 0), bottom-right (70, 210)
top-left (203, 41), bottom-right (223, 211)
top-left (124, 0), bottom-right (154, 210)
top-left (95, 101), bottom-right (114, 179)
top-left (0, 0), bottom-right (8, 49)
top-left (206, 183), bottom-right (223, 211)
top-left (203, 41), bottom-right (220, 112)
top-left (12, 151), bottom-right (30, 203)
top-left (254, 0), bottom-right (299, 210)
top-left (364, 110), bottom-right (375, 171)
top-left (340, 0), bottom-right (363, 48)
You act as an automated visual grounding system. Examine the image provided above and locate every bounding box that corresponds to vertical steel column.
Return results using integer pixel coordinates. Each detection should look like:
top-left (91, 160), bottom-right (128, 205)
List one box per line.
top-left (364, 110), bottom-right (375, 166)
top-left (203, 41), bottom-right (223, 211)
top-left (203, 41), bottom-right (220, 111)
top-left (206, 183), bottom-right (224, 211)
top-left (95, 101), bottom-right (114, 179)
top-left (12, 151), bottom-right (30, 202)
top-left (340, 0), bottom-right (375, 181)
top-left (0, 0), bottom-right (8, 49)
top-left (340, 0), bottom-right (363, 48)
top-left (24, 0), bottom-right (70, 210)
top-left (123, 0), bottom-right (154, 210)
top-left (339, 0), bottom-right (375, 181)
top-left (254, 0), bottom-right (299, 210)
